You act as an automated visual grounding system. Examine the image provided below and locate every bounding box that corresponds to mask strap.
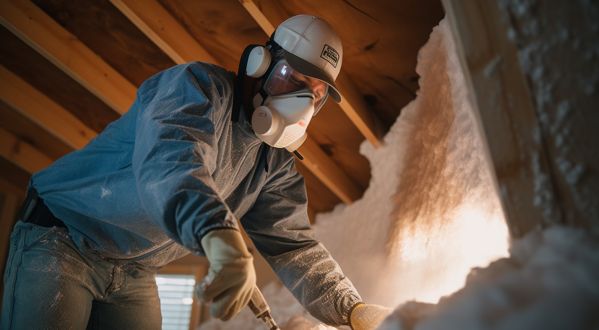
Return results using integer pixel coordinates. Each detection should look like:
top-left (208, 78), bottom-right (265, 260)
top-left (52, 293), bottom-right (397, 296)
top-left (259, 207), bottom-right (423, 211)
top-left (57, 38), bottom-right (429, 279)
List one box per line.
top-left (234, 44), bottom-right (262, 122)
top-left (293, 150), bottom-right (304, 160)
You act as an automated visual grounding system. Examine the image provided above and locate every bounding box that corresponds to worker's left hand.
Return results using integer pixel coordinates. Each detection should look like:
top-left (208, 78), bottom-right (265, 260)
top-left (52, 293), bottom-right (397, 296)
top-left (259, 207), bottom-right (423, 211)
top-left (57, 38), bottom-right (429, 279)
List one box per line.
top-left (349, 303), bottom-right (393, 330)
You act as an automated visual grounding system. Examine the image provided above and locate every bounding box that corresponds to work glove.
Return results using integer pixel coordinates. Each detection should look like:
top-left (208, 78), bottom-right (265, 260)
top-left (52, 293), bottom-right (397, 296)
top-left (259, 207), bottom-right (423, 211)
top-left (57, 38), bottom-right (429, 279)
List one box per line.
top-left (196, 229), bottom-right (256, 320)
top-left (349, 303), bottom-right (393, 330)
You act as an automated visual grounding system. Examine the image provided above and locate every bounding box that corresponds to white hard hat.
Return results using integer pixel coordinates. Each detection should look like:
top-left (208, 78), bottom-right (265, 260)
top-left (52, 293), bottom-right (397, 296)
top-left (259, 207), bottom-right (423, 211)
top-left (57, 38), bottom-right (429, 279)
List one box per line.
top-left (272, 15), bottom-right (343, 102)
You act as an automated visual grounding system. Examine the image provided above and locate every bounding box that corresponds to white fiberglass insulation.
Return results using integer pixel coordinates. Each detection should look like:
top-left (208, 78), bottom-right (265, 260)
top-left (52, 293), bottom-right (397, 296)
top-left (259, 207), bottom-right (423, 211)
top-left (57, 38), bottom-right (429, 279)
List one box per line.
top-left (200, 17), bottom-right (598, 330)
top-left (379, 226), bottom-right (599, 330)
top-left (311, 18), bottom-right (509, 308)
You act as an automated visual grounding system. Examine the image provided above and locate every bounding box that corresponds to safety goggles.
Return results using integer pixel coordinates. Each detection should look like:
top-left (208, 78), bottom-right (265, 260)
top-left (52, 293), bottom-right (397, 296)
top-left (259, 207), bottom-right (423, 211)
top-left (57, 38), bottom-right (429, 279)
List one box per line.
top-left (263, 59), bottom-right (329, 113)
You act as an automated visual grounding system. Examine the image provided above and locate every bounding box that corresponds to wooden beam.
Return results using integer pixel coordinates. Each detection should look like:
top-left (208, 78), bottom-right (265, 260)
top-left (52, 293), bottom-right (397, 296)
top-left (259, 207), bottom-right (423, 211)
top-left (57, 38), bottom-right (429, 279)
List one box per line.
top-left (112, 0), bottom-right (362, 203)
top-left (336, 73), bottom-right (383, 147)
top-left (298, 138), bottom-right (361, 203)
top-left (0, 0), bottom-right (135, 114)
top-left (238, 0), bottom-right (383, 147)
top-left (239, 0), bottom-right (276, 36)
top-left (442, 1), bottom-right (556, 237)
top-left (108, 0), bottom-right (217, 65)
top-left (0, 128), bottom-right (52, 174)
top-left (0, 66), bottom-right (97, 150)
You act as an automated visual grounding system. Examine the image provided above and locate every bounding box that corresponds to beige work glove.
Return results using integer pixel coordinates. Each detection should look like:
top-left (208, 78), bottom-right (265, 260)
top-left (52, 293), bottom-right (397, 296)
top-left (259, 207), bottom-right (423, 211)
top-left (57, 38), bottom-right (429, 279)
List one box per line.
top-left (349, 303), bottom-right (393, 330)
top-left (195, 229), bottom-right (256, 320)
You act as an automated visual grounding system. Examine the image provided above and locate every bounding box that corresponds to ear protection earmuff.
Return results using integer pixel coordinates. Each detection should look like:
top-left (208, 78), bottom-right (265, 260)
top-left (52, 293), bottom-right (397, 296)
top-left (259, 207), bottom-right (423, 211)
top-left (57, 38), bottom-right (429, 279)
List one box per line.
top-left (245, 46), bottom-right (271, 78)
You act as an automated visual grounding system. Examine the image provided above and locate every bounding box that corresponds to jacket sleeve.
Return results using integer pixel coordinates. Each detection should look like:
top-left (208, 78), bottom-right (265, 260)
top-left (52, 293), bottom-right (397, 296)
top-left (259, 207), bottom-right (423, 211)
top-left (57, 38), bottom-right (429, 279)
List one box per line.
top-left (132, 64), bottom-right (238, 254)
top-left (241, 154), bottom-right (362, 326)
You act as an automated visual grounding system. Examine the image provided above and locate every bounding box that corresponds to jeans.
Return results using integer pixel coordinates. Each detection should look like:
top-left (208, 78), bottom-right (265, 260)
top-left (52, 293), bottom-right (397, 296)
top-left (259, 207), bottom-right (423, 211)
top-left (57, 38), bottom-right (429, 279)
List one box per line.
top-left (1, 222), bottom-right (162, 330)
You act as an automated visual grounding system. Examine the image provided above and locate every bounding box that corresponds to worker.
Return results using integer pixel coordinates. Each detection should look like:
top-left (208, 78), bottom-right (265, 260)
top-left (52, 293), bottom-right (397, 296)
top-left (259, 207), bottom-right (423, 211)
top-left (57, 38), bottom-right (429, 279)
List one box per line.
top-left (1, 15), bottom-right (390, 329)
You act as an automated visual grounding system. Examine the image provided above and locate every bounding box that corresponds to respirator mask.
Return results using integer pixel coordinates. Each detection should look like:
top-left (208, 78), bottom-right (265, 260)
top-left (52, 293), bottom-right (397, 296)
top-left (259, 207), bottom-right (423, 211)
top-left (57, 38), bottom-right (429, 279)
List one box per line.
top-left (250, 58), bottom-right (328, 152)
top-left (240, 15), bottom-right (343, 153)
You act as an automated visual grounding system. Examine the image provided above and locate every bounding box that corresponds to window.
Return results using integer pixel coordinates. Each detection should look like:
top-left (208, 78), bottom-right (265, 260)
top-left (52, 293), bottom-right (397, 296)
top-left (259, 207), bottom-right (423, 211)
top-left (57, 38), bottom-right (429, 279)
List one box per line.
top-left (156, 274), bottom-right (196, 330)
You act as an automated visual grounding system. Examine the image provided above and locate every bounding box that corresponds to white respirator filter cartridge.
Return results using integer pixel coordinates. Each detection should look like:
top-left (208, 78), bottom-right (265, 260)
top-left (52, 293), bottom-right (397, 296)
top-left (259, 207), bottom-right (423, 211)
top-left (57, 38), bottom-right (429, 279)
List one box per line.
top-left (251, 106), bottom-right (280, 136)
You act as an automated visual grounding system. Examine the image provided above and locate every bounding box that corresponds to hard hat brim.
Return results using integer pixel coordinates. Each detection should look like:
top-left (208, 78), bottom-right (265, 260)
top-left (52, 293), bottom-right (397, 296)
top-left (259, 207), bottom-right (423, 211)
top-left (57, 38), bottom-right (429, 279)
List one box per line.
top-left (282, 50), bottom-right (342, 103)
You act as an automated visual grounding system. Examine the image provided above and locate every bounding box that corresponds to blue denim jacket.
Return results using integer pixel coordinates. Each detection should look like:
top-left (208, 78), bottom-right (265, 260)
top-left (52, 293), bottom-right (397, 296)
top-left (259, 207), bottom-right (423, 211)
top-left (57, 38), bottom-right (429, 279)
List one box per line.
top-left (31, 63), bottom-right (360, 325)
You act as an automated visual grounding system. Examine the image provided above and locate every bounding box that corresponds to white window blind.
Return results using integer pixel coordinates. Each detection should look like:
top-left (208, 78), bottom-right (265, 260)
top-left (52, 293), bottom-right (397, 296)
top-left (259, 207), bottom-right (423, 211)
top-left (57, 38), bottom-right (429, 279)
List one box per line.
top-left (156, 274), bottom-right (196, 330)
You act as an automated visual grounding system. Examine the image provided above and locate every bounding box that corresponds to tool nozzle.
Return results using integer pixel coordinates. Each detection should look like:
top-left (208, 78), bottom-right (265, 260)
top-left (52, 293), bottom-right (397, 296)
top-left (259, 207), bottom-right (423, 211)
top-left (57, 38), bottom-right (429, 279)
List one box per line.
top-left (248, 286), bottom-right (280, 330)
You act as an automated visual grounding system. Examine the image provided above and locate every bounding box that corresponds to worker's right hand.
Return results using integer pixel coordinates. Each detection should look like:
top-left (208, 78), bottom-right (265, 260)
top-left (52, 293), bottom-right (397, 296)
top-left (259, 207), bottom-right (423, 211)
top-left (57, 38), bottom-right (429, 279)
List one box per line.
top-left (349, 303), bottom-right (393, 330)
top-left (196, 229), bottom-right (256, 321)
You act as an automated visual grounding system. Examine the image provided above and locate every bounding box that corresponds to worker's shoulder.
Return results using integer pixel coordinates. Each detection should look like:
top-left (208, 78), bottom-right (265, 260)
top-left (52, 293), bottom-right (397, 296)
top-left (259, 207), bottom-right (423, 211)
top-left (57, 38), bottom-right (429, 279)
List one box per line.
top-left (142, 62), bottom-right (234, 90)
top-left (138, 62), bottom-right (235, 106)
top-left (179, 61), bottom-right (234, 83)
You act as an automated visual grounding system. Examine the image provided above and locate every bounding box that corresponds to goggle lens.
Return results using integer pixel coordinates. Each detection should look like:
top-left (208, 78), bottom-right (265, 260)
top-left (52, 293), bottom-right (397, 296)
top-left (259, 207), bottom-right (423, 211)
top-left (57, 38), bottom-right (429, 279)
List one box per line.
top-left (263, 60), bottom-right (329, 112)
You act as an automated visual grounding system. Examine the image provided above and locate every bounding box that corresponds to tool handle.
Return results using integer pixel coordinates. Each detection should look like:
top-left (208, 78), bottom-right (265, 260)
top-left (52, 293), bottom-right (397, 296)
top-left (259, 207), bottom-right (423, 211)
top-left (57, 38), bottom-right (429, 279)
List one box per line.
top-left (248, 286), bottom-right (280, 330)
top-left (248, 285), bottom-right (269, 316)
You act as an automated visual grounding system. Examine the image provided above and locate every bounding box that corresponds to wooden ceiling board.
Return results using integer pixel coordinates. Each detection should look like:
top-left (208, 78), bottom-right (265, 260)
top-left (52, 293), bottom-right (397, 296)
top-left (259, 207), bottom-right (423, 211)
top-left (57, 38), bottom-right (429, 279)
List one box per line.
top-left (33, 0), bottom-right (175, 87)
top-left (0, 101), bottom-right (70, 160)
top-left (159, 0), bottom-right (267, 72)
top-left (0, 26), bottom-right (119, 133)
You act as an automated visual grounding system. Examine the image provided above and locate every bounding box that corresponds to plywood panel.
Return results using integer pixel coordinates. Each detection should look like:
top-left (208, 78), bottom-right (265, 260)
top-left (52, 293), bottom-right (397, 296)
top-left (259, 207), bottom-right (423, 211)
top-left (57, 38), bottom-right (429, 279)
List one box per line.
top-left (33, 0), bottom-right (175, 86)
top-left (0, 26), bottom-right (118, 133)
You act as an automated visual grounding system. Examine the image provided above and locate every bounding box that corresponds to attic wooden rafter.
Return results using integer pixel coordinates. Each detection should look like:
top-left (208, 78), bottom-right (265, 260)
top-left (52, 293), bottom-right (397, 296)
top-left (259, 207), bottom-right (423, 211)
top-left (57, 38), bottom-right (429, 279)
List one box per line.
top-left (299, 138), bottom-right (361, 203)
top-left (442, 0), bottom-right (555, 237)
top-left (111, 0), bottom-right (361, 203)
top-left (0, 128), bottom-right (52, 174)
top-left (0, 0), bottom-right (135, 115)
top-left (0, 65), bottom-right (97, 150)
top-left (108, 0), bottom-right (218, 65)
top-left (239, 0), bottom-right (383, 148)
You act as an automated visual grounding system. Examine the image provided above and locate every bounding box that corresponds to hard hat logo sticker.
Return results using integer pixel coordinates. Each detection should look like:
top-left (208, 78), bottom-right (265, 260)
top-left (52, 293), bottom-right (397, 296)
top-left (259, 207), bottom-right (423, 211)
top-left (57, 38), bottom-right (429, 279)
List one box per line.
top-left (321, 44), bottom-right (339, 68)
